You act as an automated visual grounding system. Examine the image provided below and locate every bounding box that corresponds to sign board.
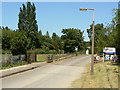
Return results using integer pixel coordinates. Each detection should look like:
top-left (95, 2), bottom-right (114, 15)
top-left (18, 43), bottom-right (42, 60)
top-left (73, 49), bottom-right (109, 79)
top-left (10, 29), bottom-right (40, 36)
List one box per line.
top-left (95, 55), bottom-right (101, 61)
top-left (103, 47), bottom-right (116, 54)
top-left (106, 55), bottom-right (109, 60)
top-left (110, 55), bottom-right (114, 60)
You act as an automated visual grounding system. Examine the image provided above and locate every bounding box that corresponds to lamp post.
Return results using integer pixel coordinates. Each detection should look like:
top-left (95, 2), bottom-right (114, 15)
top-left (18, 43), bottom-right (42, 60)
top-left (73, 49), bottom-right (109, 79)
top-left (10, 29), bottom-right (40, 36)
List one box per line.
top-left (80, 8), bottom-right (95, 75)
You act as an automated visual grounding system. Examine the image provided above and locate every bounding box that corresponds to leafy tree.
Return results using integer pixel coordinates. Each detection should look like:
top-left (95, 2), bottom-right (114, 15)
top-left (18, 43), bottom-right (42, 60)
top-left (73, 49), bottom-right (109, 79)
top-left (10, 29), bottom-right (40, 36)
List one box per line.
top-left (111, 8), bottom-right (120, 56)
top-left (2, 29), bottom-right (15, 50)
top-left (43, 31), bottom-right (52, 44)
top-left (18, 2), bottom-right (38, 48)
top-left (46, 31), bottom-right (50, 38)
top-left (39, 31), bottom-right (54, 50)
top-left (52, 32), bottom-right (60, 53)
top-left (87, 23), bottom-right (109, 54)
top-left (39, 30), bottom-right (42, 36)
top-left (5, 26), bottom-right (9, 30)
top-left (36, 30), bottom-right (44, 48)
top-left (10, 31), bottom-right (30, 55)
top-left (42, 42), bottom-right (54, 50)
top-left (118, 2), bottom-right (120, 62)
top-left (63, 39), bottom-right (76, 52)
top-left (52, 40), bottom-right (59, 53)
top-left (61, 28), bottom-right (84, 52)
top-left (52, 32), bottom-right (63, 52)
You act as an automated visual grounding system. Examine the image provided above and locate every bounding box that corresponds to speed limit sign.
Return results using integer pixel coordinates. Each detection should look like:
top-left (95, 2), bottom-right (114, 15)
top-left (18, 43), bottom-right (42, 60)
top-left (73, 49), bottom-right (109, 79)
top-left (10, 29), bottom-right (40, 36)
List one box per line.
top-left (95, 55), bottom-right (101, 61)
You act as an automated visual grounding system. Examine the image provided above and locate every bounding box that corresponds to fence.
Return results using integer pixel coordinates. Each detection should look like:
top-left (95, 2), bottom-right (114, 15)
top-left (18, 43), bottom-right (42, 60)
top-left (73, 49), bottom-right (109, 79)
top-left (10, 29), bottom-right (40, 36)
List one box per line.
top-left (1, 54), bottom-right (37, 68)
top-left (2, 54), bottom-right (26, 67)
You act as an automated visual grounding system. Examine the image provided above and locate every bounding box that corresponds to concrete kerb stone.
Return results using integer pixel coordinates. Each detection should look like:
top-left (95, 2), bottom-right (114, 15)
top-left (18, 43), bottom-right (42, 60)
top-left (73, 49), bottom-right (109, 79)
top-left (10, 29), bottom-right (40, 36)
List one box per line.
top-left (0, 62), bottom-right (46, 78)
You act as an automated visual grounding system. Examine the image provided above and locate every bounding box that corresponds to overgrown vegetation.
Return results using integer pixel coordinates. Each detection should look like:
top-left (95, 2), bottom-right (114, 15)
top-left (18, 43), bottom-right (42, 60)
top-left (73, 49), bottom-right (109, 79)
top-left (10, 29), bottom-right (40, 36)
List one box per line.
top-left (72, 61), bottom-right (118, 88)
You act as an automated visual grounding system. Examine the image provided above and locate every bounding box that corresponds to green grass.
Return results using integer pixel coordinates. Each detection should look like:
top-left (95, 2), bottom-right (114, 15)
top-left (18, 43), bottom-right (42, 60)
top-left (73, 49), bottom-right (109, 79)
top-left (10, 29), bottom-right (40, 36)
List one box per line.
top-left (72, 61), bottom-right (118, 88)
top-left (37, 54), bottom-right (69, 62)
top-left (37, 54), bottom-right (47, 62)
top-left (1, 61), bottom-right (28, 70)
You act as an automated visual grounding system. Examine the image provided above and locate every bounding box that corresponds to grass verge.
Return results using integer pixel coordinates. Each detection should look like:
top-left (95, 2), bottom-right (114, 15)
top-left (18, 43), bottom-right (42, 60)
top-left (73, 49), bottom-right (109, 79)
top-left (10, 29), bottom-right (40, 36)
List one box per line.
top-left (72, 61), bottom-right (118, 88)
top-left (37, 54), bottom-right (47, 62)
top-left (1, 61), bottom-right (28, 69)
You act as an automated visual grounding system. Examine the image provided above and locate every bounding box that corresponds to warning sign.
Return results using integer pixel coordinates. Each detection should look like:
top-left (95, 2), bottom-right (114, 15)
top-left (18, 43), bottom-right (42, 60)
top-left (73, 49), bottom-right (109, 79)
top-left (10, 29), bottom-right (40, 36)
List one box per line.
top-left (95, 55), bottom-right (101, 61)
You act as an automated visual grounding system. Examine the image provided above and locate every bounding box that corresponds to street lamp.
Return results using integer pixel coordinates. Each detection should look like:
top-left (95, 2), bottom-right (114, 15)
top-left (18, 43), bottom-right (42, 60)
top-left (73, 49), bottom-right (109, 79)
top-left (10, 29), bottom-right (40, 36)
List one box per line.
top-left (80, 8), bottom-right (95, 75)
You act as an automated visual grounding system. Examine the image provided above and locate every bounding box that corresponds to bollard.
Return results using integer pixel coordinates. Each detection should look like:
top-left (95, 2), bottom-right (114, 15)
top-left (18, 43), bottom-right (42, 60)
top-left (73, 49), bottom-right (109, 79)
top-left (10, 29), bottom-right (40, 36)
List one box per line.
top-left (46, 55), bottom-right (49, 63)
top-left (50, 55), bottom-right (53, 62)
top-left (29, 54), bottom-right (31, 64)
top-left (46, 55), bottom-right (53, 63)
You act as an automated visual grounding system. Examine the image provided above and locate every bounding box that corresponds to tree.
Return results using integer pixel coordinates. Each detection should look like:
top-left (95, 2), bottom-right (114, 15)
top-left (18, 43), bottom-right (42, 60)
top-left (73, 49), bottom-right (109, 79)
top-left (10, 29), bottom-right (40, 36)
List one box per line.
top-left (87, 23), bottom-right (108, 54)
top-left (5, 26), bottom-right (9, 30)
top-left (36, 30), bottom-right (44, 48)
top-left (52, 32), bottom-right (60, 53)
top-left (18, 2), bottom-right (38, 48)
top-left (63, 39), bottom-right (76, 52)
top-left (39, 30), bottom-right (42, 36)
top-left (111, 7), bottom-right (120, 56)
top-left (2, 28), bottom-right (15, 50)
top-left (39, 31), bottom-right (54, 50)
top-left (44, 31), bottom-right (52, 44)
top-left (117, 2), bottom-right (120, 62)
top-left (10, 31), bottom-right (30, 55)
top-left (61, 28), bottom-right (84, 52)
top-left (46, 31), bottom-right (50, 38)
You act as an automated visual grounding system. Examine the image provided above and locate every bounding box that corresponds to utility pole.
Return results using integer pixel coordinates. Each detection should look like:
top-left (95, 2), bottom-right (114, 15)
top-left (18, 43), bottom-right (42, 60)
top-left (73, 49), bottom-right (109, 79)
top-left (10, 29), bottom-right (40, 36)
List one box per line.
top-left (80, 8), bottom-right (95, 75)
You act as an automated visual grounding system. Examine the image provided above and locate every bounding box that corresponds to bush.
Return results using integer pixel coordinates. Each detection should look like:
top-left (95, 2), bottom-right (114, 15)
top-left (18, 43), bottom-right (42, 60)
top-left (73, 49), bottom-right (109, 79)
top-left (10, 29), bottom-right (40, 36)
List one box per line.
top-left (2, 50), bottom-right (12, 54)
top-left (27, 49), bottom-right (64, 54)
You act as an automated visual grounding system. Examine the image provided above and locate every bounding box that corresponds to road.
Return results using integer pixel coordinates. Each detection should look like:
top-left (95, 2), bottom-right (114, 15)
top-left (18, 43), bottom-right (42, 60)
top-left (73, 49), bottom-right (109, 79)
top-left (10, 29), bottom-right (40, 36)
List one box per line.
top-left (2, 55), bottom-right (91, 88)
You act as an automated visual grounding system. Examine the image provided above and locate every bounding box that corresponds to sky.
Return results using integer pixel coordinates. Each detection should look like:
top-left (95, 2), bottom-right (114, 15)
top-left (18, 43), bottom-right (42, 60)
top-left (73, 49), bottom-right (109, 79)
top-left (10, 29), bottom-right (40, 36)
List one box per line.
top-left (2, 2), bottom-right (118, 41)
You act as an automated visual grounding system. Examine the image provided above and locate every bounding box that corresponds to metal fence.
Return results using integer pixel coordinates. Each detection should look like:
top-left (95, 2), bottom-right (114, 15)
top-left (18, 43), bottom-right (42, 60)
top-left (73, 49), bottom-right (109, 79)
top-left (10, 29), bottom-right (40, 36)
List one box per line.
top-left (1, 54), bottom-right (37, 68)
top-left (2, 54), bottom-right (26, 67)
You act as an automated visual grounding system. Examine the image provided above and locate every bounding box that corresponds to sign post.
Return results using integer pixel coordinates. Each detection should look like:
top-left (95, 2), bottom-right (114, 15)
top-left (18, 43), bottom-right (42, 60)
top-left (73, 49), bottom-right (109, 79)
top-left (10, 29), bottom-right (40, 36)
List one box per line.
top-left (103, 53), bottom-right (104, 62)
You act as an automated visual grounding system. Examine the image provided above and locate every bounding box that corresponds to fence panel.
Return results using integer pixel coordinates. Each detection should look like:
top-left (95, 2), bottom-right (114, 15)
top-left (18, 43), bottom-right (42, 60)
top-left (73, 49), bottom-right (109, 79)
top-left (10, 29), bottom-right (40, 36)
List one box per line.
top-left (2, 54), bottom-right (27, 68)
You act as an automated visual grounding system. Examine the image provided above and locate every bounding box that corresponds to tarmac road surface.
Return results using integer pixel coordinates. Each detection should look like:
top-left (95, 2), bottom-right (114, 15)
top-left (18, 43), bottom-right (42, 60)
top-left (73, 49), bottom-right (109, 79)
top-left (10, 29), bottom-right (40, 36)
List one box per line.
top-left (2, 55), bottom-right (91, 88)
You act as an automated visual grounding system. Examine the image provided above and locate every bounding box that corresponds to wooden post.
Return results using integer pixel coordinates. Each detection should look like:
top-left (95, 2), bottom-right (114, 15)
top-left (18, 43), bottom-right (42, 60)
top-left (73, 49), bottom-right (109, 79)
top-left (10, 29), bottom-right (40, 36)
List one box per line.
top-left (27, 54), bottom-right (30, 64)
top-left (35, 53), bottom-right (37, 62)
top-left (33, 54), bottom-right (34, 62)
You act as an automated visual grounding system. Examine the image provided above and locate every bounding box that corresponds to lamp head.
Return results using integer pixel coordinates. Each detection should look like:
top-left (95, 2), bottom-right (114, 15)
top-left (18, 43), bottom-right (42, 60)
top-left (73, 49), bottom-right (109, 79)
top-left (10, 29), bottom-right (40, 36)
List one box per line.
top-left (80, 8), bottom-right (87, 11)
